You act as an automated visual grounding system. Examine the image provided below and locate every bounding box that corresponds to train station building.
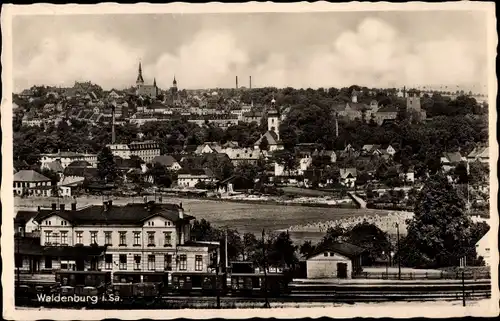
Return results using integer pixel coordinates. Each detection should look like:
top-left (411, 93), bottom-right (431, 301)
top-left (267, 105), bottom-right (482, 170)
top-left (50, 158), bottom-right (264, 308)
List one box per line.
top-left (15, 201), bottom-right (220, 274)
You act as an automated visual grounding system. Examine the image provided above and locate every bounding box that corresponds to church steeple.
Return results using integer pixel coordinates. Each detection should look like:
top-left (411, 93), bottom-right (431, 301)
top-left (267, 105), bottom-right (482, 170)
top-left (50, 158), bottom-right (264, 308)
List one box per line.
top-left (136, 62), bottom-right (144, 86)
top-left (153, 77), bottom-right (157, 87)
top-left (173, 75), bottom-right (177, 87)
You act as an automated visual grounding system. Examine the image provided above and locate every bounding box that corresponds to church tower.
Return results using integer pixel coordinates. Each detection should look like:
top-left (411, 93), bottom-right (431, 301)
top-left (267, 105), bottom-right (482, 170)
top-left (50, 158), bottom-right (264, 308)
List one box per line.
top-left (136, 62), bottom-right (144, 87)
top-left (172, 75), bottom-right (178, 94)
top-left (267, 101), bottom-right (280, 140)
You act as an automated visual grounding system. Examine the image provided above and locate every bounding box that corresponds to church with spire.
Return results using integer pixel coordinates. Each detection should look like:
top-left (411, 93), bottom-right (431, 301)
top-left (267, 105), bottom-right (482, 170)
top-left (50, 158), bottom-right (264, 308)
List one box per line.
top-left (135, 61), bottom-right (158, 99)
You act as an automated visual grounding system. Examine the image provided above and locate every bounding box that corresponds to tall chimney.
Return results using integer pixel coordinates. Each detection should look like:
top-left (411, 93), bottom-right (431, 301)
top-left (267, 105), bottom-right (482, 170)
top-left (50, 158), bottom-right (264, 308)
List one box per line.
top-left (111, 105), bottom-right (116, 144)
top-left (249, 76), bottom-right (252, 89)
top-left (236, 76), bottom-right (238, 89)
top-left (71, 203), bottom-right (77, 211)
top-left (60, 204), bottom-right (65, 211)
top-left (335, 115), bottom-right (339, 138)
top-left (52, 203), bottom-right (57, 211)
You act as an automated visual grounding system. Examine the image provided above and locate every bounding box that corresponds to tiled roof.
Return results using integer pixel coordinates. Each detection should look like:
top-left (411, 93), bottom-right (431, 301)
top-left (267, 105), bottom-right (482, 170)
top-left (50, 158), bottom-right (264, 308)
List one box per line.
top-left (178, 168), bottom-right (214, 177)
top-left (15, 210), bottom-right (38, 223)
top-left (153, 155), bottom-right (179, 167)
top-left (13, 170), bottom-right (51, 182)
top-left (63, 166), bottom-right (98, 178)
top-left (377, 105), bottom-right (398, 113)
top-left (443, 152), bottom-right (463, 163)
top-left (340, 168), bottom-right (357, 179)
top-left (34, 202), bottom-right (193, 226)
top-left (306, 241), bottom-right (365, 260)
top-left (67, 160), bottom-right (92, 168)
top-left (45, 160), bottom-right (64, 173)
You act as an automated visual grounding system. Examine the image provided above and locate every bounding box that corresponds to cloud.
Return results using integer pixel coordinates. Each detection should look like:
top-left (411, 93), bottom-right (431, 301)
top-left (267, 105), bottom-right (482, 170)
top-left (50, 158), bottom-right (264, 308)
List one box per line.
top-left (13, 17), bottom-right (486, 92)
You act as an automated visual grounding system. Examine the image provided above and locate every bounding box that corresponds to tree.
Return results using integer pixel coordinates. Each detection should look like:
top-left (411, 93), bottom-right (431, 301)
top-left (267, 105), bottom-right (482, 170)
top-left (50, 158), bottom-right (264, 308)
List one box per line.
top-left (346, 221), bottom-right (391, 265)
top-left (267, 232), bottom-right (298, 268)
top-left (453, 162), bottom-right (469, 184)
top-left (400, 174), bottom-right (476, 268)
top-left (242, 232), bottom-right (259, 261)
top-left (299, 240), bottom-right (316, 257)
top-left (319, 224), bottom-right (347, 246)
top-left (97, 147), bottom-right (118, 182)
top-left (259, 135), bottom-right (269, 151)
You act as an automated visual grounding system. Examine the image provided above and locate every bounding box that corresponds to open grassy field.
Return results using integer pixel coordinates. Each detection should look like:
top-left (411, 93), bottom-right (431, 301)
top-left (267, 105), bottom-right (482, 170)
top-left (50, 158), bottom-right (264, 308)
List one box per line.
top-left (15, 196), bottom-right (396, 242)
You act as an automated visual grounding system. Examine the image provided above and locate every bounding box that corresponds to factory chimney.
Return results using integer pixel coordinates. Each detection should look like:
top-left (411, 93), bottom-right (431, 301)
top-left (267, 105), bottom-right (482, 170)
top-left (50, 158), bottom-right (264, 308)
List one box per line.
top-left (236, 76), bottom-right (239, 89)
top-left (249, 76), bottom-right (252, 89)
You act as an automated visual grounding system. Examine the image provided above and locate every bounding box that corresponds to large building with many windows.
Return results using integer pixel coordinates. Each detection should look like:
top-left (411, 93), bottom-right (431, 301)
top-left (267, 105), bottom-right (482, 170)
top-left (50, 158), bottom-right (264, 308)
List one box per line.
top-left (107, 140), bottom-right (160, 163)
top-left (28, 201), bottom-right (219, 273)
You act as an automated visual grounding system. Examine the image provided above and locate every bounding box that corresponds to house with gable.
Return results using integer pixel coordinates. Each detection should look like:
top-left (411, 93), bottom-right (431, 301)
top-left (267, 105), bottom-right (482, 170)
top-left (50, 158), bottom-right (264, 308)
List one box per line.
top-left (29, 201), bottom-right (220, 273)
top-left (441, 152), bottom-right (466, 172)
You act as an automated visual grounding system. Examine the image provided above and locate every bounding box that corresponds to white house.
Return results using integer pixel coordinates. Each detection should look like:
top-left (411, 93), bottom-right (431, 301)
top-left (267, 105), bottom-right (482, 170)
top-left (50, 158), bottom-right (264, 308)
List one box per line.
top-left (306, 242), bottom-right (364, 279)
top-left (339, 168), bottom-right (357, 188)
top-left (476, 229), bottom-right (492, 266)
top-left (177, 169), bottom-right (215, 188)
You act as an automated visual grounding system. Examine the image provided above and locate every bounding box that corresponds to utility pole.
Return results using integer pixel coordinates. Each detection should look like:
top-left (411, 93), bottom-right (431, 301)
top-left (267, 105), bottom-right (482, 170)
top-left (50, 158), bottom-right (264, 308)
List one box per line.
top-left (460, 256), bottom-right (466, 307)
top-left (261, 229), bottom-right (270, 308)
top-left (396, 223), bottom-right (401, 280)
top-left (215, 250), bottom-right (221, 309)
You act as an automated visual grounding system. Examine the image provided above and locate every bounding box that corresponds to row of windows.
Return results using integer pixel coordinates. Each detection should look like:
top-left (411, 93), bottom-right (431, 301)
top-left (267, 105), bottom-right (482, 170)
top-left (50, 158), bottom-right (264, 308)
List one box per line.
top-left (104, 254), bottom-right (203, 271)
top-left (44, 231), bottom-right (173, 247)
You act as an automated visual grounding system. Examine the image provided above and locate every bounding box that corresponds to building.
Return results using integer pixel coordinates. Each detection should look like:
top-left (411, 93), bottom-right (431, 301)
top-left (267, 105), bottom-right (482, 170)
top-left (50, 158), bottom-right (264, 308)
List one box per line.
top-left (152, 155), bottom-right (182, 171)
top-left (177, 169), bottom-right (215, 188)
top-left (440, 152), bottom-right (465, 172)
top-left (254, 108), bottom-right (284, 151)
top-left (106, 144), bottom-right (131, 159)
top-left (31, 201), bottom-right (220, 273)
top-left (223, 147), bottom-right (262, 166)
top-left (475, 228), bottom-right (492, 266)
top-left (107, 141), bottom-right (160, 163)
top-left (339, 168), bottom-right (357, 188)
top-left (129, 141), bottom-right (161, 162)
top-left (13, 170), bottom-right (52, 197)
top-left (135, 62), bottom-right (158, 99)
top-left (467, 146), bottom-right (489, 164)
top-left (40, 151), bottom-right (98, 169)
top-left (15, 210), bottom-right (40, 235)
top-left (305, 242), bottom-right (365, 279)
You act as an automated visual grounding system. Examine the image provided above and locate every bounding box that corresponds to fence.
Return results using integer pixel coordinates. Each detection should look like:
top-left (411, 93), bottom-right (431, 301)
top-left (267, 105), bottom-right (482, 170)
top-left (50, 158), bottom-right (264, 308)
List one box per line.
top-left (353, 270), bottom-right (491, 280)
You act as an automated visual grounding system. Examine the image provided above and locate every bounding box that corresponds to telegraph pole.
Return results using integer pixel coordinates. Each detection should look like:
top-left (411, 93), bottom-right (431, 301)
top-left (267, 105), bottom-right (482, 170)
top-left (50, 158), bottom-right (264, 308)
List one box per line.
top-left (215, 250), bottom-right (221, 309)
top-left (396, 223), bottom-right (401, 280)
top-left (262, 229), bottom-right (270, 308)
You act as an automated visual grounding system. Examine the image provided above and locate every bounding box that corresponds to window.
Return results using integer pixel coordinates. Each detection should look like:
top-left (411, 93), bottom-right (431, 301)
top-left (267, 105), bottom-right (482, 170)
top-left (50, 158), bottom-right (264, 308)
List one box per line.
top-left (323, 252), bottom-right (328, 257)
top-left (148, 232), bottom-right (155, 247)
top-left (195, 255), bottom-right (203, 271)
top-left (133, 232), bottom-right (141, 246)
top-left (134, 255), bottom-right (141, 270)
top-left (164, 254), bottom-right (172, 271)
top-left (119, 232), bottom-right (126, 246)
top-left (164, 221), bottom-right (171, 227)
top-left (148, 255), bottom-right (155, 270)
top-left (44, 231), bottom-right (52, 244)
top-left (119, 254), bottom-right (127, 270)
top-left (104, 232), bottom-right (112, 245)
top-left (163, 232), bottom-right (172, 247)
top-left (45, 256), bottom-right (52, 269)
top-left (90, 232), bottom-right (98, 245)
top-left (60, 231), bottom-right (68, 245)
top-left (51, 233), bottom-right (59, 246)
top-left (179, 254), bottom-right (187, 271)
top-left (105, 254), bottom-right (113, 269)
top-left (76, 231), bottom-right (83, 244)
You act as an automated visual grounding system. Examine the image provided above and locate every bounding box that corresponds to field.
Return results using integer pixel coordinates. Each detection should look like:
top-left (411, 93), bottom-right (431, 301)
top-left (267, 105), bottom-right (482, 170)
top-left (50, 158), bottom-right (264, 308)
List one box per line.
top-left (15, 196), bottom-right (396, 243)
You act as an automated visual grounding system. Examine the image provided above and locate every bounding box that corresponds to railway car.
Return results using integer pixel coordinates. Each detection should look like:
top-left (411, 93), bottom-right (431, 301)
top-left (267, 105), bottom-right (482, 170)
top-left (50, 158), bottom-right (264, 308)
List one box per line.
top-left (171, 272), bottom-right (227, 296)
top-left (230, 272), bottom-right (291, 297)
top-left (55, 270), bottom-right (111, 296)
top-left (111, 271), bottom-right (168, 299)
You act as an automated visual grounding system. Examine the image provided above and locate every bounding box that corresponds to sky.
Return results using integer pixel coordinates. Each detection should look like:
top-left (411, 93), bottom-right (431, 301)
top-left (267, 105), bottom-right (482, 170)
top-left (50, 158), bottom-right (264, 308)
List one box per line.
top-left (12, 11), bottom-right (489, 92)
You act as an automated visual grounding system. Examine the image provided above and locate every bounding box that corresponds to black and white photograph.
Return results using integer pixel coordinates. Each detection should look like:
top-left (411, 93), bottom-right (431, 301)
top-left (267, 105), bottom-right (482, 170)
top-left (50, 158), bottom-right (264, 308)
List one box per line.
top-left (1, 2), bottom-right (498, 319)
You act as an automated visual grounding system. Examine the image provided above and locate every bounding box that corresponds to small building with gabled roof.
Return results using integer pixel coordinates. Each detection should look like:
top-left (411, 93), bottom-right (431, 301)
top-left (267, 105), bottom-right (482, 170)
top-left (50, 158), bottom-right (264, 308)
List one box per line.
top-left (13, 170), bottom-right (52, 197)
top-left (305, 241), bottom-right (365, 279)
